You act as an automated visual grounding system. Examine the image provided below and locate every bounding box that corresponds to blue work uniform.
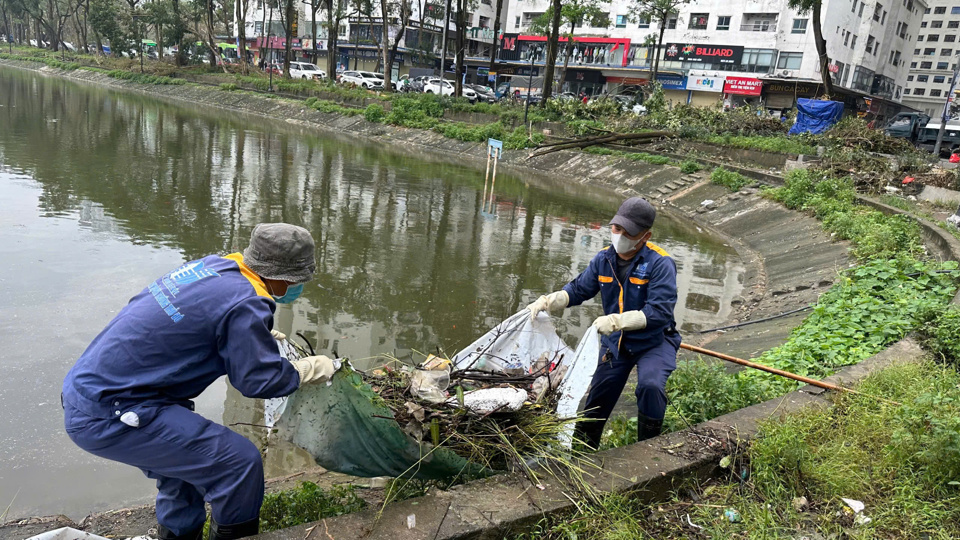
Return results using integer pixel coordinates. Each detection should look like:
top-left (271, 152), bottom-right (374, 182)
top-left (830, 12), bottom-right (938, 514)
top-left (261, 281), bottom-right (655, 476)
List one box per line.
top-left (562, 242), bottom-right (681, 447)
top-left (62, 253), bottom-right (300, 536)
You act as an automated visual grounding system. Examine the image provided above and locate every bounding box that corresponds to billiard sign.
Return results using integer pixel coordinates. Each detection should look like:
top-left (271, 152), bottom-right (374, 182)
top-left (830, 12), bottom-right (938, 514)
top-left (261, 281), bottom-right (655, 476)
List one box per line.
top-left (664, 43), bottom-right (744, 65)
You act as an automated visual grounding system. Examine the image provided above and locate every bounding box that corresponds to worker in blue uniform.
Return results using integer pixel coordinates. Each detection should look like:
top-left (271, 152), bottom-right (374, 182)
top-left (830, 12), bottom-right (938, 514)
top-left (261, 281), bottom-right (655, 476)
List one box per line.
top-left (62, 223), bottom-right (337, 540)
top-left (527, 197), bottom-right (681, 449)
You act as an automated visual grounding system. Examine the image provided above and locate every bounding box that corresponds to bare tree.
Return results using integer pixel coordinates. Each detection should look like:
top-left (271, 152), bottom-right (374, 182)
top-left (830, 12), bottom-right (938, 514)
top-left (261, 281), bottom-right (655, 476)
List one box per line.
top-left (452, 0), bottom-right (464, 96)
top-left (322, 0), bottom-right (347, 76)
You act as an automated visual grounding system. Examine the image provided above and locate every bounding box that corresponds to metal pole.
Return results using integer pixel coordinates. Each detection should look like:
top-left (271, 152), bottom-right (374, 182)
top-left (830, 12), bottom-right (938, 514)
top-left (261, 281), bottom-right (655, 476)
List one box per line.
top-left (934, 55), bottom-right (960, 157)
top-left (439, 0), bottom-right (451, 76)
top-left (268, 2), bottom-right (275, 91)
top-left (482, 146), bottom-right (492, 212)
top-left (487, 148), bottom-right (500, 213)
top-left (523, 53), bottom-right (533, 124)
top-left (679, 343), bottom-right (901, 406)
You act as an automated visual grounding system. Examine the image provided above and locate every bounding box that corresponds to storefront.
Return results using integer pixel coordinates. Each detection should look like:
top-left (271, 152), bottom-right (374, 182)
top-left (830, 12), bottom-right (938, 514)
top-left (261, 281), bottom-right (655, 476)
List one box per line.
top-left (722, 76), bottom-right (763, 108)
top-left (762, 79), bottom-right (824, 113)
top-left (657, 73), bottom-right (687, 106)
top-left (686, 75), bottom-right (725, 106)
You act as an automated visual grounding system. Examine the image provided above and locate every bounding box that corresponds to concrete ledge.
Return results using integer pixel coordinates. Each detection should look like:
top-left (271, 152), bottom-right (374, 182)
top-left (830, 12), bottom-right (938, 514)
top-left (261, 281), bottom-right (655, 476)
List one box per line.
top-left (858, 195), bottom-right (960, 262)
top-left (255, 339), bottom-right (925, 540)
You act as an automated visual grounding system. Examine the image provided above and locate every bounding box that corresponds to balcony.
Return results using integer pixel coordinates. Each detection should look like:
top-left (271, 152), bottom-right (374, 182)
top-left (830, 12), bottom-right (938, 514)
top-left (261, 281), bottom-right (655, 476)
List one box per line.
top-left (740, 14), bottom-right (778, 32)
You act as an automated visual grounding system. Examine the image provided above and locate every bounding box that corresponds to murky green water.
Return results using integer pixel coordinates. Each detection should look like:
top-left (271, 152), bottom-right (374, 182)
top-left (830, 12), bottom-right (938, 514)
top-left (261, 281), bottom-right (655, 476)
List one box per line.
top-left (0, 66), bottom-right (744, 520)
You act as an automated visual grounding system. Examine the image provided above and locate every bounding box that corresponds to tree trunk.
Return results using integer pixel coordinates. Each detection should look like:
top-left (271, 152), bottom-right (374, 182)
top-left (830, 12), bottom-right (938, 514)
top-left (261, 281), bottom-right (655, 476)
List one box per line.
top-left (282, 0), bottom-right (293, 76)
top-left (311, 3), bottom-right (317, 64)
top-left (324, 0), bottom-right (336, 76)
top-left (652, 16), bottom-right (666, 83)
top-left (557, 21), bottom-right (576, 96)
top-left (812, 1), bottom-right (834, 98)
top-left (237, 0), bottom-right (249, 74)
top-left (453, 0), bottom-right (465, 96)
top-left (379, 0), bottom-right (390, 90)
top-left (486, 0), bottom-right (502, 76)
top-left (540, 0), bottom-right (561, 102)
top-left (387, 0), bottom-right (407, 88)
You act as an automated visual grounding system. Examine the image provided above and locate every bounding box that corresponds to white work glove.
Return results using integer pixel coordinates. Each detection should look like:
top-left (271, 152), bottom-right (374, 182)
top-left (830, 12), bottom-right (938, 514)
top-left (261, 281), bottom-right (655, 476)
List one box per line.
top-left (270, 329), bottom-right (286, 341)
top-left (526, 290), bottom-right (570, 320)
top-left (290, 355), bottom-right (339, 386)
top-left (593, 310), bottom-right (647, 336)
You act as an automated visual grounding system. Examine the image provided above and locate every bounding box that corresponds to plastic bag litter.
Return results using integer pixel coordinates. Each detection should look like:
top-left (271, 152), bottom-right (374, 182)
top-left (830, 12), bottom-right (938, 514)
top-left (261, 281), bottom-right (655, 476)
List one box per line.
top-left (266, 310), bottom-right (600, 478)
top-left (409, 368), bottom-right (451, 403)
top-left (446, 387), bottom-right (528, 414)
top-left (25, 528), bottom-right (151, 540)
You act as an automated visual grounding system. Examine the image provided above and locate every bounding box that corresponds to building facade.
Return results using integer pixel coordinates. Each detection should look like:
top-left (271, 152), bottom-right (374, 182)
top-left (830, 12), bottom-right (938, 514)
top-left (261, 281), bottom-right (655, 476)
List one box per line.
top-left (901, 0), bottom-right (960, 116)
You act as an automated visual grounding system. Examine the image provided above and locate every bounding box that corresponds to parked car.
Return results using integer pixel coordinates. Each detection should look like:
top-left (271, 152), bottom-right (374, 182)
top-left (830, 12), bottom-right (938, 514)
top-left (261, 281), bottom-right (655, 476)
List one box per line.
top-left (289, 61), bottom-right (327, 80)
top-left (423, 78), bottom-right (477, 101)
top-left (466, 84), bottom-right (497, 103)
top-left (884, 112), bottom-right (930, 143)
top-left (340, 70), bottom-right (384, 89)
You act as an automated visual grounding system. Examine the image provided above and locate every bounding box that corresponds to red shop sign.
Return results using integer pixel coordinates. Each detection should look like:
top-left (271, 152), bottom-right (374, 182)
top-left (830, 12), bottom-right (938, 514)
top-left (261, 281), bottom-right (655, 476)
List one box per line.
top-left (723, 76), bottom-right (762, 96)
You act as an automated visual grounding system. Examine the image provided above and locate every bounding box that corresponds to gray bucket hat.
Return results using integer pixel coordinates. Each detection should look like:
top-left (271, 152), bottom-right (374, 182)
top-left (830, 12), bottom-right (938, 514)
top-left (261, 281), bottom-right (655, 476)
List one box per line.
top-left (243, 223), bottom-right (316, 284)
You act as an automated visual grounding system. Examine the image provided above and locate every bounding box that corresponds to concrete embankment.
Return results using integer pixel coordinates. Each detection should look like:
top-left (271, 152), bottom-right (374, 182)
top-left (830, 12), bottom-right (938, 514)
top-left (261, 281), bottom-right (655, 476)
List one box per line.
top-left (2, 58), bottom-right (946, 540)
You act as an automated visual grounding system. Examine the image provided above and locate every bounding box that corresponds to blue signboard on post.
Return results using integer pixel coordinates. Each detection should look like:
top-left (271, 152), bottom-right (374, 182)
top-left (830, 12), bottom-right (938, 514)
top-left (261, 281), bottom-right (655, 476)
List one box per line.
top-left (488, 138), bottom-right (503, 151)
top-left (658, 74), bottom-right (687, 90)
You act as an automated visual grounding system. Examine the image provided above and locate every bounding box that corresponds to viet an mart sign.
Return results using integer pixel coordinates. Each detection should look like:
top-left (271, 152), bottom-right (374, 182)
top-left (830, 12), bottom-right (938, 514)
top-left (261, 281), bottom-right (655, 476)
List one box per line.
top-left (664, 43), bottom-right (743, 65)
top-left (723, 76), bottom-right (763, 96)
top-left (687, 76), bottom-right (724, 92)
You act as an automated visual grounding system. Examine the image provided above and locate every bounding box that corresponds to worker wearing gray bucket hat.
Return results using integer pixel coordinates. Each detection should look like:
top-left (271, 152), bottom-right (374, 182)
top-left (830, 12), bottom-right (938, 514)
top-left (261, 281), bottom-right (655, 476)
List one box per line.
top-left (527, 197), bottom-right (681, 449)
top-left (63, 223), bottom-right (336, 540)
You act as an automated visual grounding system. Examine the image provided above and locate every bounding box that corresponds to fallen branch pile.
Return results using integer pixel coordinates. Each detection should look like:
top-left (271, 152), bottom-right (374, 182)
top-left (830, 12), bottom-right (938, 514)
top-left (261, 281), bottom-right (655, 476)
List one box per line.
top-left (527, 130), bottom-right (674, 158)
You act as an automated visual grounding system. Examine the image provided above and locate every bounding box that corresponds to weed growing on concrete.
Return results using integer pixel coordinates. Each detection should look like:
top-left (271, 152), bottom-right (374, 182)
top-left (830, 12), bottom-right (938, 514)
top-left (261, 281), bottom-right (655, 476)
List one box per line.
top-left (218, 83), bottom-right (238, 92)
top-left (710, 167), bottom-right (751, 191)
top-left (106, 70), bottom-right (185, 85)
top-left (258, 482), bottom-right (365, 532)
top-left (363, 103), bottom-right (385, 123)
top-left (679, 160), bottom-right (702, 174)
top-left (916, 304), bottom-right (960, 363)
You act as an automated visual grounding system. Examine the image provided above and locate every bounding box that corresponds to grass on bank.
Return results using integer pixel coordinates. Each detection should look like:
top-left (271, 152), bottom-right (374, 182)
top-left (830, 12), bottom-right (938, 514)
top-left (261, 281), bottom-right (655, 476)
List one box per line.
top-left (516, 360), bottom-right (960, 540)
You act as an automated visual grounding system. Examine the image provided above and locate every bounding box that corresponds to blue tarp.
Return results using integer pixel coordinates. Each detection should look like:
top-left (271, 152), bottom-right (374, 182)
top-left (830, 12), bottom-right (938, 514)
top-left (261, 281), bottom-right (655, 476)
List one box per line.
top-left (789, 98), bottom-right (844, 135)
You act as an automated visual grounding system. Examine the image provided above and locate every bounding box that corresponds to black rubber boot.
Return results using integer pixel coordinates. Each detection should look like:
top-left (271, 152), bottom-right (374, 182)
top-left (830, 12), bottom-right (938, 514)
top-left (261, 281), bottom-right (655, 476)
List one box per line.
top-left (637, 414), bottom-right (663, 442)
top-left (209, 517), bottom-right (260, 540)
top-left (157, 523), bottom-right (204, 540)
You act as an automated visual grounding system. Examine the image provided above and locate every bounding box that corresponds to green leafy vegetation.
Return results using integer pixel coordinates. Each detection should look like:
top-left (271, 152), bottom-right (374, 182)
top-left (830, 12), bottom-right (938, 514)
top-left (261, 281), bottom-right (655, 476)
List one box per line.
top-left (710, 166), bottom-right (751, 191)
top-left (916, 304), bottom-right (960, 363)
top-left (679, 159), bottom-right (702, 174)
top-left (363, 103), bottom-right (385, 123)
top-left (523, 362), bottom-right (960, 539)
top-left (218, 83), bottom-right (238, 92)
top-left (705, 133), bottom-right (817, 155)
top-left (259, 482), bottom-right (365, 532)
top-left (107, 69), bottom-right (185, 85)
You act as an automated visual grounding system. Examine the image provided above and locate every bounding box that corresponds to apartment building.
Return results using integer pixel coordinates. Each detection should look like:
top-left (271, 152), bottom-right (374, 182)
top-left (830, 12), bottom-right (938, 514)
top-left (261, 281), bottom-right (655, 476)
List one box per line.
top-left (501, 0), bottom-right (925, 114)
top-left (237, 0), bottom-right (508, 75)
top-left (901, 0), bottom-right (960, 116)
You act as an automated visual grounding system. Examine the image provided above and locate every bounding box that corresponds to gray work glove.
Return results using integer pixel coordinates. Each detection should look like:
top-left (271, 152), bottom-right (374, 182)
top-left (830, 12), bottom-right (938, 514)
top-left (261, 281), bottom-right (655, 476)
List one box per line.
top-left (526, 290), bottom-right (570, 320)
top-left (270, 329), bottom-right (286, 340)
top-left (290, 355), bottom-right (340, 386)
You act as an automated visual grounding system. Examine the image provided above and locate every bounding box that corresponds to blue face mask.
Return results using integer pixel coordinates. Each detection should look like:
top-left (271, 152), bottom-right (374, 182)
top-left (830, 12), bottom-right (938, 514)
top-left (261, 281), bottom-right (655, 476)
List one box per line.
top-left (272, 283), bottom-right (304, 304)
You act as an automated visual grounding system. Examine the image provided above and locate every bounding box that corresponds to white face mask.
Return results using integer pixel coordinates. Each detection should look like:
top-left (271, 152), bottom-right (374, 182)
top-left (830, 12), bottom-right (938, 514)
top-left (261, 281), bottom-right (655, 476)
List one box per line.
top-left (611, 232), bottom-right (640, 254)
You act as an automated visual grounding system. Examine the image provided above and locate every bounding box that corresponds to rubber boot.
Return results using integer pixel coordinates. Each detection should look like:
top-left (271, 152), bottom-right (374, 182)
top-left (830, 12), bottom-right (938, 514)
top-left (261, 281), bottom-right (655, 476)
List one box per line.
top-left (157, 523), bottom-right (204, 540)
top-left (637, 414), bottom-right (663, 442)
top-left (209, 517), bottom-right (260, 540)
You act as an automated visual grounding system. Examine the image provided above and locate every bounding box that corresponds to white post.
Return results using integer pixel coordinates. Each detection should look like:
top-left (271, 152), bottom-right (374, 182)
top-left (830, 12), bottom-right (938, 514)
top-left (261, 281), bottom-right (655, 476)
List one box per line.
top-left (487, 148), bottom-right (501, 214)
top-left (482, 146), bottom-right (492, 212)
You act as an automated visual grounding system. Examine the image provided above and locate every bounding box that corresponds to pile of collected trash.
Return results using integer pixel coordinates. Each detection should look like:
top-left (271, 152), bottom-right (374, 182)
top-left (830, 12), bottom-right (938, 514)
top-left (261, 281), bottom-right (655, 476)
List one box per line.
top-left (268, 311), bottom-right (599, 480)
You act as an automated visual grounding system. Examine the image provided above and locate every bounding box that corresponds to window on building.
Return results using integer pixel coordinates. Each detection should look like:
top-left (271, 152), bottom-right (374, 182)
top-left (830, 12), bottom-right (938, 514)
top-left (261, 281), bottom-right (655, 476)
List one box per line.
top-left (925, 7), bottom-right (931, 13)
top-left (740, 13), bottom-right (778, 31)
top-left (792, 18), bottom-right (808, 33)
top-left (478, 15), bottom-right (490, 28)
top-left (931, 89), bottom-right (943, 96)
top-left (948, 35), bottom-right (958, 42)
top-left (922, 60), bottom-right (934, 67)
top-left (929, 34), bottom-right (941, 41)
top-left (943, 48), bottom-right (953, 55)
top-left (846, 32), bottom-right (852, 45)
top-left (926, 47), bottom-right (937, 54)
top-left (851, 65), bottom-right (875, 91)
top-left (777, 52), bottom-right (803, 69)
top-left (914, 88), bottom-right (926, 95)
top-left (638, 15), bottom-right (650, 28)
top-left (911, 61), bottom-right (918, 67)
top-left (935, 75), bottom-right (946, 82)
top-left (921, 21), bottom-right (928, 27)
top-left (932, 20), bottom-right (944, 28)
top-left (953, 6), bottom-right (960, 14)
top-left (737, 48), bottom-right (777, 72)
top-left (874, 2), bottom-right (883, 20)
top-left (915, 48), bottom-right (922, 54)
top-left (883, 10), bottom-right (888, 24)
top-left (515, 15), bottom-right (520, 27)
top-left (907, 75), bottom-right (914, 81)
top-left (616, 15), bottom-right (628, 28)
top-left (859, 2), bottom-right (866, 16)
top-left (690, 13), bottom-right (708, 29)
top-left (851, 34), bottom-right (858, 48)
top-left (866, 35), bottom-right (876, 52)
top-left (950, 21), bottom-right (960, 28)
top-left (892, 50), bottom-right (901, 65)
top-left (935, 6), bottom-right (946, 13)
top-left (717, 16), bottom-right (731, 30)
top-left (938, 61), bottom-right (950, 68)
top-left (665, 15), bottom-right (677, 29)
top-left (918, 75), bottom-right (929, 81)
top-left (918, 34), bottom-right (923, 41)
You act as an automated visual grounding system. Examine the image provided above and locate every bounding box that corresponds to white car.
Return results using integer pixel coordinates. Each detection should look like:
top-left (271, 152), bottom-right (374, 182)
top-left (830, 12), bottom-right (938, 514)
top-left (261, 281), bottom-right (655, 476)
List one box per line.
top-left (339, 70), bottom-right (384, 89)
top-left (289, 62), bottom-right (326, 80)
top-left (423, 78), bottom-right (477, 101)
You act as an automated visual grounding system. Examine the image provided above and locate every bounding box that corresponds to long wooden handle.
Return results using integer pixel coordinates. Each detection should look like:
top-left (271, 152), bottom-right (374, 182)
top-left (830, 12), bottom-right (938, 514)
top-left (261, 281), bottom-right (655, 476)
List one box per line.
top-left (679, 343), bottom-right (901, 406)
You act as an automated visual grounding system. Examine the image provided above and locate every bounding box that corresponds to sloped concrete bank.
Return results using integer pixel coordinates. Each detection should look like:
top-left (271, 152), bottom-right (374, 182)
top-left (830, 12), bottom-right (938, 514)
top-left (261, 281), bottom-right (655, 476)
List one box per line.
top-left (0, 60), bottom-right (949, 539)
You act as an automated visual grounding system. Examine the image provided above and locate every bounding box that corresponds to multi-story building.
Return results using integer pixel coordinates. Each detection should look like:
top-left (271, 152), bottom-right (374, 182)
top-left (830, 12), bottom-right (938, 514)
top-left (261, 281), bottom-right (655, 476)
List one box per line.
top-left (496, 0), bottom-right (925, 117)
top-left (901, 0), bottom-right (960, 116)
